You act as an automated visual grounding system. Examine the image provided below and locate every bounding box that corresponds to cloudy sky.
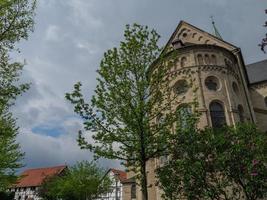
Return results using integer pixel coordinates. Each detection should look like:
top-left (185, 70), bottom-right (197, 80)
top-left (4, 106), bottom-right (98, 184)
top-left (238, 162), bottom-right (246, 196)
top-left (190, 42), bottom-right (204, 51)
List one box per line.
top-left (11, 0), bottom-right (266, 171)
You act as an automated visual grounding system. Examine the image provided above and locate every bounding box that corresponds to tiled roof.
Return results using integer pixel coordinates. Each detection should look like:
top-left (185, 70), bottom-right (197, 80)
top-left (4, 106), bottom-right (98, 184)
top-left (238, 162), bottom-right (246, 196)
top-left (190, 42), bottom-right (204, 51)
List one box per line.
top-left (110, 168), bottom-right (127, 182)
top-left (13, 165), bottom-right (67, 188)
top-left (246, 59), bottom-right (267, 84)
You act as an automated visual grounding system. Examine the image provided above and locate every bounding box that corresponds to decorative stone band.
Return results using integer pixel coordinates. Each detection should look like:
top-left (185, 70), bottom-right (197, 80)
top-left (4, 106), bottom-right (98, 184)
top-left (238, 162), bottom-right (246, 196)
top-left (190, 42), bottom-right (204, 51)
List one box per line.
top-left (167, 64), bottom-right (240, 83)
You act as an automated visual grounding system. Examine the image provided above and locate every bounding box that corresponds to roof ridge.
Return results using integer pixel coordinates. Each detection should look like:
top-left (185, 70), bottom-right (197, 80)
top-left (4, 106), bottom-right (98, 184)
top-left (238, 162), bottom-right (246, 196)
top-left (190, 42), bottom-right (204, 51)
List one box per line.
top-left (23, 165), bottom-right (67, 172)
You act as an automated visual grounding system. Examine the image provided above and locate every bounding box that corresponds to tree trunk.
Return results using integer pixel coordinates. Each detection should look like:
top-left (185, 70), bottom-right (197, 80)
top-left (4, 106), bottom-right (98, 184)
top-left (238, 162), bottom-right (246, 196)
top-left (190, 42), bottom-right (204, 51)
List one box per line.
top-left (140, 159), bottom-right (148, 200)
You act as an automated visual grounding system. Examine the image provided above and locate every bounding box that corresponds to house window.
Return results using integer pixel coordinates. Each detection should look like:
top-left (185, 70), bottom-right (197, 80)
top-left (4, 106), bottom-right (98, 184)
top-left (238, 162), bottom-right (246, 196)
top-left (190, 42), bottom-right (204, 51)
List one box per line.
top-left (174, 80), bottom-right (189, 95)
top-left (177, 104), bottom-right (192, 129)
top-left (238, 105), bottom-right (245, 123)
top-left (210, 101), bottom-right (226, 128)
top-left (265, 97), bottom-right (267, 107)
top-left (131, 184), bottom-right (136, 199)
top-left (197, 54), bottom-right (204, 65)
top-left (205, 76), bottom-right (220, 91)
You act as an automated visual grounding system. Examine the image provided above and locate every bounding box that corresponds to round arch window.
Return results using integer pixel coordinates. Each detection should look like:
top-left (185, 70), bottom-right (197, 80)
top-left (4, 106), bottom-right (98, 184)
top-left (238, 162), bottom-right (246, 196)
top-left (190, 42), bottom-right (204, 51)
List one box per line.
top-left (174, 80), bottom-right (189, 95)
top-left (232, 82), bottom-right (239, 94)
top-left (205, 76), bottom-right (220, 91)
top-left (209, 101), bottom-right (226, 128)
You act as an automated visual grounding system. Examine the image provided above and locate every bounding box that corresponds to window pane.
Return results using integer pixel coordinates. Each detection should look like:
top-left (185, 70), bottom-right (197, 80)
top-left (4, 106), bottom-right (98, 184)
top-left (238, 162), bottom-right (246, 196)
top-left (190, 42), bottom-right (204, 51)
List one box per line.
top-left (210, 102), bottom-right (226, 128)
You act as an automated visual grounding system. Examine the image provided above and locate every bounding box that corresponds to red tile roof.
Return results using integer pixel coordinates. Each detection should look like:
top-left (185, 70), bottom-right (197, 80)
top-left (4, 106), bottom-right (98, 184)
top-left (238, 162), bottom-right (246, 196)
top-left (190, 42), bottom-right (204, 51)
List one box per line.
top-left (110, 168), bottom-right (127, 182)
top-left (14, 165), bottom-right (67, 188)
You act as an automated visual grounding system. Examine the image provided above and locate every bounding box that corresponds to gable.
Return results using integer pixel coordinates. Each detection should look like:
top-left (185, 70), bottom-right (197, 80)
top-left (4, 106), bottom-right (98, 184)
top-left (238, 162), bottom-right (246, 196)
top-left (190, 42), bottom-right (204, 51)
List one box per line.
top-left (164, 21), bottom-right (237, 53)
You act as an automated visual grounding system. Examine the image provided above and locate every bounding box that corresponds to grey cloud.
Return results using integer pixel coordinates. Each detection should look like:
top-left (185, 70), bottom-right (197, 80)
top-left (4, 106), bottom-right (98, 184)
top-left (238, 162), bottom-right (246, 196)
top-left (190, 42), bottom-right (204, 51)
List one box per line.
top-left (11, 0), bottom-right (267, 169)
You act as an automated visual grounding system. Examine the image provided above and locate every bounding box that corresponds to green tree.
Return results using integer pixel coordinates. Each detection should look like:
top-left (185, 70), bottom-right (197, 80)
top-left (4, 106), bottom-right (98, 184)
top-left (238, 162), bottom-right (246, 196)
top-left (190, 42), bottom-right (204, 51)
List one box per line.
top-left (259, 9), bottom-right (267, 53)
top-left (0, 0), bottom-right (36, 190)
top-left (0, 0), bottom-right (36, 51)
top-left (66, 24), bottom-right (181, 199)
top-left (39, 161), bottom-right (111, 200)
top-left (0, 50), bottom-right (29, 191)
top-left (157, 122), bottom-right (267, 200)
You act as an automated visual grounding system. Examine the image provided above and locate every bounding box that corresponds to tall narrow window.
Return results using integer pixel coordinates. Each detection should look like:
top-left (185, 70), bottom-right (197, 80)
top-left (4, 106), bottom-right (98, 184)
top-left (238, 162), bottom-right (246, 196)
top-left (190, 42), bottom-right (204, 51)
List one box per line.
top-left (197, 54), bottom-right (204, 65)
top-left (238, 105), bottom-right (245, 123)
top-left (177, 105), bottom-right (192, 129)
top-left (131, 184), bottom-right (136, 199)
top-left (181, 57), bottom-right (187, 68)
top-left (204, 54), bottom-right (210, 65)
top-left (210, 101), bottom-right (226, 128)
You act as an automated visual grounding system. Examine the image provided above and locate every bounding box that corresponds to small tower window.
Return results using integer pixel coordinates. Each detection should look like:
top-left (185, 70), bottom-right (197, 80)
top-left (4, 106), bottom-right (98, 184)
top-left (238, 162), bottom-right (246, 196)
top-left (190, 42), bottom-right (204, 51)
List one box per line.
top-left (180, 57), bottom-right (187, 68)
top-left (211, 55), bottom-right (217, 65)
top-left (205, 76), bottom-right (220, 91)
top-left (210, 101), bottom-right (226, 128)
top-left (238, 105), bottom-right (245, 123)
top-left (197, 54), bottom-right (204, 65)
top-left (174, 80), bottom-right (189, 95)
top-left (204, 54), bottom-right (210, 65)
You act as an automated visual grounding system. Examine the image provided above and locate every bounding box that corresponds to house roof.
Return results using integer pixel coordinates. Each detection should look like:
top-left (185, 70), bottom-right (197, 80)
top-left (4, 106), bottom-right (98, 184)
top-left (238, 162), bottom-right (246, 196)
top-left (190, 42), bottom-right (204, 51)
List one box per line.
top-left (246, 59), bottom-right (267, 84)
top-left (13, 165), bottom-right (67, 188)
top-left (109, 168), bottom-right (127, 182)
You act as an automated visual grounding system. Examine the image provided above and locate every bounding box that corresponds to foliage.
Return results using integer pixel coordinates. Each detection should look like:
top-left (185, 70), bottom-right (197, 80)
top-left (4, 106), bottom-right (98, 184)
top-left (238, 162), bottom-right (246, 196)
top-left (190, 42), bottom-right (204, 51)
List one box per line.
top-left (0, 0), bottom-right (36, 51)
top-left (66, 24), bottom-right (184, 199)
top-left (157, 122), bottom-right (267, 200)
top-left (0, 49), bottom-right (29, 191)
top-left (0, 191), bottom-right (15, 200)
top-left (259, 9), bottom-right (267, 53)
top-left (0, 0), bottom-right (35, 190)
top-left (38, 161), bottom-right (111, 200)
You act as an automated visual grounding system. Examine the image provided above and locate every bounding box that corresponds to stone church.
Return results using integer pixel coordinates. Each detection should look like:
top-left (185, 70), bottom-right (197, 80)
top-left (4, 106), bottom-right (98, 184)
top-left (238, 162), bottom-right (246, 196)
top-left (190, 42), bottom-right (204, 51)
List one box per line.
top-left (122, 20), bottom-right (267, 200)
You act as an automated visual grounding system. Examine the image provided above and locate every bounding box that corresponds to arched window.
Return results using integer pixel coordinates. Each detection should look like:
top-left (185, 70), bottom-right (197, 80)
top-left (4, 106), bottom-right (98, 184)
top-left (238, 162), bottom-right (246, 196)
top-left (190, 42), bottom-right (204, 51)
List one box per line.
top-left (177, 104), bottom-right (192, 129)
top-left (204, 54), bottom-right (210, 65)
top-left (209, 101), bottom-right (226, 128)
top-left (238, 105), bottom-right (245, 123)
top-left (197, 54), bottom-right (204, 65)
top-left (211, 55), bottom-right (217, 65)
top-left (264, 97), bottom-right (267, 107)
top-left (232, 82), bottom-right (239, 94)
top-left (180, 57), bottom-right (187, 68)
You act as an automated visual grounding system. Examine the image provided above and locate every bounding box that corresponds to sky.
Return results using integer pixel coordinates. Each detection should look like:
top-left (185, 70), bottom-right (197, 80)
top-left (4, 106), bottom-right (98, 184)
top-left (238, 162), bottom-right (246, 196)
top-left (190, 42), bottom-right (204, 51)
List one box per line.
top-left (11, 0), bottom-right (267, 171)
